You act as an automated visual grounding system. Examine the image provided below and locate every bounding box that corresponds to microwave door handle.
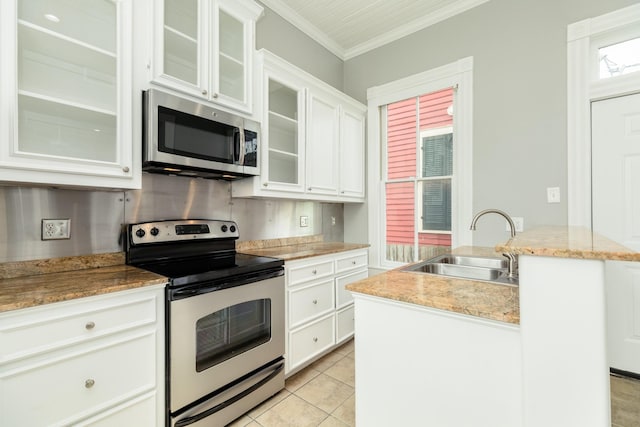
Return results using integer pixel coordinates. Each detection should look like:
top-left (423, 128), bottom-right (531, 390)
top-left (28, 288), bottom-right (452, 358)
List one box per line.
top-left (238, 129), bottom-right (246, 166)
top-left (233, 129), bottom-right (241, 163)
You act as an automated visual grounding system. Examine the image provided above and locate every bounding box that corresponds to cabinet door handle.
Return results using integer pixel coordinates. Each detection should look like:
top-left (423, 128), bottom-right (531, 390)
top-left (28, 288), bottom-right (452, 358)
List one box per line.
top-left (85, 379), bottom-right (95, 389)
top-left (202, 89), bottom-right (208, 96)
top-left (313, 337), bottom-right (318, 343)
top-left (312, 269), bottom-right (317, 274)
top-left (352, 261), bottom-right (357, 265)
top-left (85, 321), bottom-right (95, 330)
top-left (312, 299), bottom-right (318, 305)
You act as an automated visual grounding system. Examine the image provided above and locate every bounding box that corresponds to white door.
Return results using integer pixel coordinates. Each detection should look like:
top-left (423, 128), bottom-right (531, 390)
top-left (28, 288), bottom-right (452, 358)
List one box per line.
top-left (592, 92), bottom-right (640, 375)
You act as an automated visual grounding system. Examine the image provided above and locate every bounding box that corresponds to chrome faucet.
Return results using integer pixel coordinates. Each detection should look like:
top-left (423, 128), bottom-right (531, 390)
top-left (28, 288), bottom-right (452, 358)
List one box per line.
top-left (469, 209), bottom-right (518, 278)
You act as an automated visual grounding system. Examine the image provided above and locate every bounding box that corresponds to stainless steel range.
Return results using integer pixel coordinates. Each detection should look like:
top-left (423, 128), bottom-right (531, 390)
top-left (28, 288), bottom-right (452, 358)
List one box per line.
top-left (125, 219), bottom-right (285, 427)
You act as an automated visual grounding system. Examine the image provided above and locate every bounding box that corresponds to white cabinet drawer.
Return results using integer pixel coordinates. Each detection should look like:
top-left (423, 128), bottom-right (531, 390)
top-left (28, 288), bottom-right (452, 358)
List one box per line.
top-left (335, 270), bottom-right (368, 309)
top-left (289, 279), bottom-right (334, 328)
top-left (336, 252), bottom-right (368, 274)
top-left (287, 260), bottom-right (334, 286)
top-left (289, 314), bottom-right (335, 371)
top-left (336, 305), bottom-right (355, 343)
top-left (0, 331), bottom-right (156, 427)
top-left (0, 293), bottom-right (157, 361)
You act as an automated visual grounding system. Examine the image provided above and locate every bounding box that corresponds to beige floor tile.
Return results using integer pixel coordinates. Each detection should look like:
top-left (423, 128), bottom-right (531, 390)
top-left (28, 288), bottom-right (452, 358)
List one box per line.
top-left (295, 373), bottom-right (354, 413)
top-left (256, 394), bottom-right (328, 427)
top-left (324, 355), bottom-right (355, 387)
top-left (285, 366), bottom-right (321, 392)
top-left (333, 339), bottom-right (354, 356)
top-left (611, 375), bottom-right (640, 427)
top-left (318, 416), bottom-right (349, 426)
top-left (331, 393), bottom-right (355, 426)
top-left (309, 350), bottom-right (345, 372)
top-left (226, 415), bottom-right (253, 427)
top-left (247, 389), bottom-right (291, 419)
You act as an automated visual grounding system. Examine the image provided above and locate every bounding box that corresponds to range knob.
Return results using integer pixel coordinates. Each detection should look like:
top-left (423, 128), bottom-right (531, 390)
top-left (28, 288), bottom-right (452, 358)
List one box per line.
top-left (230, 225), bottom-right (236, 233)
top-left (150, 227), bottom-right (159, 236)
top-left (221, 225), bottom-right (228, 232)
top-left (135, 228), bottom-right (145, 238)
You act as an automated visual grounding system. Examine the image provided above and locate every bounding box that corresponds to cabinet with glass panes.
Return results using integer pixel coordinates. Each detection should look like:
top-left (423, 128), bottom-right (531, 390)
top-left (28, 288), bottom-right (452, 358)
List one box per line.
top-left (0, 0), bottom-right (136, 188)
top-left (153, 0), bottom-right (262, 114)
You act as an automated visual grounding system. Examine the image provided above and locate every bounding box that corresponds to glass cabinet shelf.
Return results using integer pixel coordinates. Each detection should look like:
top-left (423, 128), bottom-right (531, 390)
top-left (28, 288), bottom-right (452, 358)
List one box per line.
top-left (18, 22), bottom-right (116, 113)
top-left (18, 93), bottom-right (117, 163)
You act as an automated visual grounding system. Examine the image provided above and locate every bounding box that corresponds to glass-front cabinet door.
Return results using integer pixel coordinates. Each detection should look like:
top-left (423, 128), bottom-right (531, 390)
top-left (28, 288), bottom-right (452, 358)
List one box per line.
top-left (153, 0), bottom-right (261, 113)
top-left (0, 0), bottom-right (135, 188)
top-left (261, 72), bottom-right (306, 193)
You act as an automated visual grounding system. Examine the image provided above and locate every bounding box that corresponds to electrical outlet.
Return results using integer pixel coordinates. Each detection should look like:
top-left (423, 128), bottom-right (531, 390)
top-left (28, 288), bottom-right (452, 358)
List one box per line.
top-left (42, 219), bottom-right (71, 240)
top-left (331, 216), bottom-right (336, 226)
top-left (547, 187), bottom-right (560, 203)
top-left (299, 216), bottom-right (309, 227)
top-left (508, 217), bottom-right (524, 232)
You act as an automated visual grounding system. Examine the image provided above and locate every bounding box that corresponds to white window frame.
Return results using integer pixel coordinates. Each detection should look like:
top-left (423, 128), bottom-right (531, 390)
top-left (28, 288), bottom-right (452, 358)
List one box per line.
top-left (567, 3), bottom-right (640, 227)
top-left (367, 57), bottom-right (473, 270)
top-left (419, 126), bottom-right (453, 234)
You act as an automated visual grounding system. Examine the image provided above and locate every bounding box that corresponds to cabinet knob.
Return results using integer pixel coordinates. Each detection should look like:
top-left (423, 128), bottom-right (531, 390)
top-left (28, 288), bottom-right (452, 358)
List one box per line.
top-left (85, 379), bottom-right (95, 389)
top-left (341, 191), bottom-right (345, 194)
top-left (308, 187), bottom-right (312, 191)
top-left (312, 269), bottom-right (317, 274)
top-left (263, 182), bottom-right (269, 187)
top-left (312, 299), bottom-right (318, 305)
top-left (313, 337), bottom-right (318, 343)
top-left (122, 166), bottom-right (130, 173)
top-left (85, 321), bottom-right (95, 330)
top-left (213, 93), bottom-right (219, 99)
top-left (202, 89), bottom-right (208, 96)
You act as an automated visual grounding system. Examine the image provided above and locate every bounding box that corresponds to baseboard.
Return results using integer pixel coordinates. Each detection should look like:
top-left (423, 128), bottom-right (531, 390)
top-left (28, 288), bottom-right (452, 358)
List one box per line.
top-left (610, 367), bottom-right (640, 381)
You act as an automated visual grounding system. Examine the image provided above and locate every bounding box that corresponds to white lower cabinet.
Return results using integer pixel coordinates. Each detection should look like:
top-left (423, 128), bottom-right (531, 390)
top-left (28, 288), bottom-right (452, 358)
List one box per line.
top-left (0, 285), bottom-right (165, 426)
top-left (285, 249), bottom-right (367, 374)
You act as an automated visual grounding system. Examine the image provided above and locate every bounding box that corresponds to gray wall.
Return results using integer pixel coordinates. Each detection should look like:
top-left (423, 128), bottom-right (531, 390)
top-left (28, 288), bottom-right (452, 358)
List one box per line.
top-left (342, 0), bottom-right (638, 246)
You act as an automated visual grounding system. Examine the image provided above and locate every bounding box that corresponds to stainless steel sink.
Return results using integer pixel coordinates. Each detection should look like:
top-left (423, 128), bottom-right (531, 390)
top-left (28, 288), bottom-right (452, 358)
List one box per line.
top-left (401, 254), bottom-right (518, 286)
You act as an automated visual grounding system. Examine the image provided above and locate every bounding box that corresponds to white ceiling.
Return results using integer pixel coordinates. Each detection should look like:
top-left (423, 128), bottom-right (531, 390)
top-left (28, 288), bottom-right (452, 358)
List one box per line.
top-left (260, 0), bottom-right (490, 60)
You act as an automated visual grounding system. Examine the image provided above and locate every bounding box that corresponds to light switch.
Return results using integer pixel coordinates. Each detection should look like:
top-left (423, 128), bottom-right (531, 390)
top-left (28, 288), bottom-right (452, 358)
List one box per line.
top-left (300, 216), bottom-right (309, 227)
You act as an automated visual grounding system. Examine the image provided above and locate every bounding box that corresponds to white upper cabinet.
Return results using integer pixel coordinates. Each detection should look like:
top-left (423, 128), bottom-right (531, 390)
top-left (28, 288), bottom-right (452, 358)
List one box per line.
top-left (0, 0), bottom-right (138, 189)
top-left (232, 50), bottom-right (366, 203)
top-left (152, 0), bottom-right (262, 114)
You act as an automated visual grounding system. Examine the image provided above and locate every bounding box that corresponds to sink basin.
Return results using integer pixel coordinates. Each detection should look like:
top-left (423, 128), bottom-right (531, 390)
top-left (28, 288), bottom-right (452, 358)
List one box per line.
top-left (401, 254), bottom-right (518, 286)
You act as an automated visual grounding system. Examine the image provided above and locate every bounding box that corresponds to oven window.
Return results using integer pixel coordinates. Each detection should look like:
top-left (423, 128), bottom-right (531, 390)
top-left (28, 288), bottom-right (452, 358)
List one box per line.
top-left (158, 105), bottom-right (235, 163)
top-left (195, 299), bottom-right (271, 372)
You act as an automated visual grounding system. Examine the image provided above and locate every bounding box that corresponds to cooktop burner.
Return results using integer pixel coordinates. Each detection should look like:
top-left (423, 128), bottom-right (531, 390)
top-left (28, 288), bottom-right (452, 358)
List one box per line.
top-left (125, 219), bottom-right (283, 288)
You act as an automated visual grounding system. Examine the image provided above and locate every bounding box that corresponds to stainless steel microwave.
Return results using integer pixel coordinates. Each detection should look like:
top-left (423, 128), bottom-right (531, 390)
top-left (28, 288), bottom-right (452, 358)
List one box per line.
top-left (142, 89), bottom-right (259, 179)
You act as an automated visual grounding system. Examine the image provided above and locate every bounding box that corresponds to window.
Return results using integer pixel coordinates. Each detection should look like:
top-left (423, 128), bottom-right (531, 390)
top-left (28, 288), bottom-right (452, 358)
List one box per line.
top-left (599, 37), bottom-right (640, 79)
top-left (367, 57), bottom-right (473, 269)
top-left (384, 90), bottom-right (454, 263)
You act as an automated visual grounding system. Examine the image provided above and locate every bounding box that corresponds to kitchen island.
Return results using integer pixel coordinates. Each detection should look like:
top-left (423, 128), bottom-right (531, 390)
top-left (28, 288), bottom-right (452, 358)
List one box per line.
top-left (347, 227), bottom-right (640, 427)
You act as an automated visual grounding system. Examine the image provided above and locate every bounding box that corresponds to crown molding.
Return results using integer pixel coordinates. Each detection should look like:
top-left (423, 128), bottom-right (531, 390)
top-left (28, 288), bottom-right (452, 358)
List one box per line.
top-left (261, 0), bottom-right (490, 61)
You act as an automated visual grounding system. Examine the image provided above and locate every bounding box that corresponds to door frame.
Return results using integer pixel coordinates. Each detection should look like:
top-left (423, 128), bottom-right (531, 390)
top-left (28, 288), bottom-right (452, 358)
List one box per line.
top-left (567, 3), bottom-right (640, 227)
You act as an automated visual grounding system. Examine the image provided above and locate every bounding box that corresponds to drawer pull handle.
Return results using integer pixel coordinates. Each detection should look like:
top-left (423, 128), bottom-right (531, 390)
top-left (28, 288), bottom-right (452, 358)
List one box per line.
top-left (312, 269), bottom-right (317, 274)
top-left (85, 379), bottom-right (95, 389)
top-left (313, 337), bottom-right (318, 343)
top-left (312, 299), bottom-right (318, 305)
top-left (85, 321), bottom-right (95, 330)
top-left (352, 261), bottom-right (357, 265)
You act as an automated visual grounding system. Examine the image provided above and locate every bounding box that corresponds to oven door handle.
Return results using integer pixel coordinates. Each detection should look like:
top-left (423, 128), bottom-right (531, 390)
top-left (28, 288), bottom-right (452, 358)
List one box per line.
top-left (174, 361), bottom-right (284, 427)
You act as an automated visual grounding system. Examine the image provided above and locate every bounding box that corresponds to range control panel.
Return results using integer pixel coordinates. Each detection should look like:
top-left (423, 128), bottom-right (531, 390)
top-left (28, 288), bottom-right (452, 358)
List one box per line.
top-left (129, 219), bottom-right (239, 245)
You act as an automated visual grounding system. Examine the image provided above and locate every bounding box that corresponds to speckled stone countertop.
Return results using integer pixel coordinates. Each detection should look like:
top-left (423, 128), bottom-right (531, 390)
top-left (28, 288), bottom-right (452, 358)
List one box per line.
top-left (347, 246), bottom-right (520, 324)
top-left (0, 253), bottom-right (167, 313)
top-left (496, 226), bottom-right (640, 261)
top-left (237, 235), bottom-right (369, 261)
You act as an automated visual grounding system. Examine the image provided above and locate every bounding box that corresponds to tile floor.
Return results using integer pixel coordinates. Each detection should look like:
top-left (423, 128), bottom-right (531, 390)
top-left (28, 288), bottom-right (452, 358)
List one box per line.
top-left (228, 338), bottom-right (640, 427)
top-left (227, 339), bottom-right (355, 427)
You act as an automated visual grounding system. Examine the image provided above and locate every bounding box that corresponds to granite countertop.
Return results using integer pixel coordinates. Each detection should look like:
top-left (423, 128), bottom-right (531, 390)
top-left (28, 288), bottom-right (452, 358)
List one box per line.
top-left (346, 227), bottom-right (639, 324)
top-left (347, 246), bottom-right (520, 324)
top-left (0, 253), bottom-right (167, 313)
top-left (497, 226), bottom-right (640, 261)
top-left (237, 235), bottom-right (369, 261)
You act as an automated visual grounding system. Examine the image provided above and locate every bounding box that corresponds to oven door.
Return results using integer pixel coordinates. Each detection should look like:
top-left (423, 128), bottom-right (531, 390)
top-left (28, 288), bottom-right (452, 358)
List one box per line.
top-left (169, 274), bottom-right (285, 413)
